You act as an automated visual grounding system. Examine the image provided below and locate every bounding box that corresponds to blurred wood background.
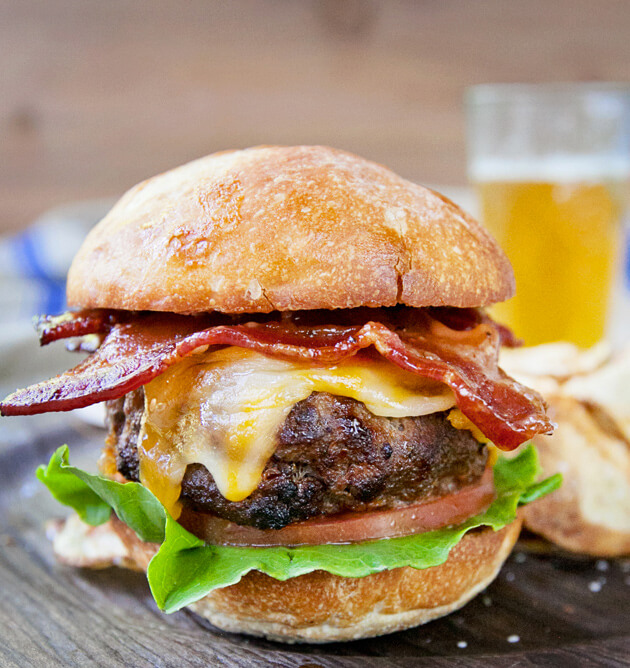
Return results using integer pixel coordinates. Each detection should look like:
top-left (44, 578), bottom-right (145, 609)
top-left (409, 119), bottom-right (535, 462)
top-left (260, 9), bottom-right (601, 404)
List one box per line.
top-left (1, 0), bottom-right (630, 235)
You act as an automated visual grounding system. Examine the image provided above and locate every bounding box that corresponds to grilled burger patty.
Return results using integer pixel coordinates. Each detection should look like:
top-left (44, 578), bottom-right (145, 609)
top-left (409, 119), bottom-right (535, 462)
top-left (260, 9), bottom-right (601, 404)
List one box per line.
top-left (106, 389), bottom-right (488, 530)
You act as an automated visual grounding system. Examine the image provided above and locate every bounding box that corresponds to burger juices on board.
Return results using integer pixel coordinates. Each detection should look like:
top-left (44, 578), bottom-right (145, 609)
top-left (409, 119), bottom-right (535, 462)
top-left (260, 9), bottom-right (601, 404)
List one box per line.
top-left (1, 146), bottom-right (558, 642)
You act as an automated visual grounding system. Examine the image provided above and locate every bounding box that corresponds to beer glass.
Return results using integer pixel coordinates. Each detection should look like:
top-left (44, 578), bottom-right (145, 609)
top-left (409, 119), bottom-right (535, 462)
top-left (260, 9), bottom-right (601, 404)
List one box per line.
top-left (466, 84), bottom-right (630, 347)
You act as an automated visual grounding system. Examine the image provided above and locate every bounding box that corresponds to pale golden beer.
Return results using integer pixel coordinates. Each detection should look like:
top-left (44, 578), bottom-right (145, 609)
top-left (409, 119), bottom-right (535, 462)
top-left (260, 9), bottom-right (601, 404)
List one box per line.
top-left (476, 169), bottom-right (627, 347)
top-left (467, 84), bottom-right (630, 347)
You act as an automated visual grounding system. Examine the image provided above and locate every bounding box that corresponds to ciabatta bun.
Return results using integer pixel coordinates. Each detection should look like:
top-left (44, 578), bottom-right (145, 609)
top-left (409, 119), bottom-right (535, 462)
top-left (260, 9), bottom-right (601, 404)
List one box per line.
top-left (67, 146), bottom-right (514, 314)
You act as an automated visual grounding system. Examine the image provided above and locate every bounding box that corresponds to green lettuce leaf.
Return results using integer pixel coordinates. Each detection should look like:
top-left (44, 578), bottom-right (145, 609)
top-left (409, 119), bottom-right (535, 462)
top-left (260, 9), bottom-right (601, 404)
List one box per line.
top-left (37, 444), bottom-right (560, 613)
top-left (36, 445), bottom-right (166, 543)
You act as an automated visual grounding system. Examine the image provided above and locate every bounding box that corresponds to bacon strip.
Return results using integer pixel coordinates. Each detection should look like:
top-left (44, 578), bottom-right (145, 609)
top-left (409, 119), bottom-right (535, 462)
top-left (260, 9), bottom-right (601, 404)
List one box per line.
top-left (35, 310), bottom-right (120, 346)
top-left (0, 309), bottom-right (552, 449)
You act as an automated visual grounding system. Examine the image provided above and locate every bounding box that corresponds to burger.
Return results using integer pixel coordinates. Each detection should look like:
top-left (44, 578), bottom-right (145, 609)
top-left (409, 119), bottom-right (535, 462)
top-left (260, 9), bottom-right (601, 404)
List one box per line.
top-left (1, 146), bottom-right (558, 642)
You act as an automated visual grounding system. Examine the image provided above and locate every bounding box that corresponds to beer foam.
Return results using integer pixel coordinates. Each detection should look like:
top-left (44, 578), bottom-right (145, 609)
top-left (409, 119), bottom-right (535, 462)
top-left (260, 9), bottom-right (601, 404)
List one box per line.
top-left (470, 155), bottom-right (630, 183)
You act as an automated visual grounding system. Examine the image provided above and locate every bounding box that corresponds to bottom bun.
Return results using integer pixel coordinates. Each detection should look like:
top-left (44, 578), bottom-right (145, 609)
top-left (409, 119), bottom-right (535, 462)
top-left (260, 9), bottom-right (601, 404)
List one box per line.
top-left (109, 515), bottom-right (521, 643)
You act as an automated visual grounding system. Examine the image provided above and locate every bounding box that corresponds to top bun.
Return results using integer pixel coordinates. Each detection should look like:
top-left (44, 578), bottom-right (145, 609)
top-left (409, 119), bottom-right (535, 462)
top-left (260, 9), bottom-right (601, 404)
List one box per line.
top-left (67, 145), bottom-right (514, 314)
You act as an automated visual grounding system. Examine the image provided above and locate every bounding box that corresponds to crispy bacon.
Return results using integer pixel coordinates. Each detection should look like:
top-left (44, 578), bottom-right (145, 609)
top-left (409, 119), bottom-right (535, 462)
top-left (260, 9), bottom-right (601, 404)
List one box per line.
top-left (0, 309), bottom-right (552, 449)
top-left (35, 310), bottom-right (120, 346)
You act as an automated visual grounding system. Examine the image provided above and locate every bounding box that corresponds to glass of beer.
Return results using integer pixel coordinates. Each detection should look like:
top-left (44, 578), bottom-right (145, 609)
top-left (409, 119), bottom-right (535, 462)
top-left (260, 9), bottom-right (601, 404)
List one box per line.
top-left (466, 83), bottom-right (630, 347)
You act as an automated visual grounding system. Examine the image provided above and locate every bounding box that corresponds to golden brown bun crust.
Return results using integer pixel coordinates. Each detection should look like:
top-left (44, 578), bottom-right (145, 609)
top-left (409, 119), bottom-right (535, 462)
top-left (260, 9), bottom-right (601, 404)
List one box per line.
top-left (109, 516), bottom-right (521, 643)
top-left (523, 396), bottom-right (630, 557)
top-left (67, 146), bottom-right (514, 314)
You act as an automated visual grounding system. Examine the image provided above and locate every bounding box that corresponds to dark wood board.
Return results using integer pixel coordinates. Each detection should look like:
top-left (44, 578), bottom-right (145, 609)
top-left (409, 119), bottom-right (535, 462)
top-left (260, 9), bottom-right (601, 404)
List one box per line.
top-left (1, 417), bottom-right (629, 667)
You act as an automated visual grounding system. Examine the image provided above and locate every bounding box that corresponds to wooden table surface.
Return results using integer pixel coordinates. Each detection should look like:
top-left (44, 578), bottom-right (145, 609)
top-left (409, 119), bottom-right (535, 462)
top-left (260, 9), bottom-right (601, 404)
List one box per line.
top-left (2, 0), bottom-right (630, 235)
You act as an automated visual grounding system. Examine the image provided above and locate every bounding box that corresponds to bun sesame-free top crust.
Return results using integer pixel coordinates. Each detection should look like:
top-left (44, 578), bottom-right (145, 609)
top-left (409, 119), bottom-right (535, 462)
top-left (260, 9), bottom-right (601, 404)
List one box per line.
top-left (67, 146), bottom-right (514, 314)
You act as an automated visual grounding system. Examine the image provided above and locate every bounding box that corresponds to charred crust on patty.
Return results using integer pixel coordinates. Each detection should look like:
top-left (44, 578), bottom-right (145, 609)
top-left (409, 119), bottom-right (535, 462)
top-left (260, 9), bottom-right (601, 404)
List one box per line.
top-left (106, 389), bottom-right (488, 530)
top-left (104, 390), bottom-right (144, 482)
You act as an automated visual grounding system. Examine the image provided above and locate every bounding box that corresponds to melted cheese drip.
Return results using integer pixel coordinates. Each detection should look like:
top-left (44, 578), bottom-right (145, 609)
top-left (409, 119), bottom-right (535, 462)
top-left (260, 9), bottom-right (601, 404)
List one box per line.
top-left (139, 347), bottom-right (457, 518)
top-left (447, 408), bottom-right (491, 444)
top-left (447, 408), bottom-right (498, 465)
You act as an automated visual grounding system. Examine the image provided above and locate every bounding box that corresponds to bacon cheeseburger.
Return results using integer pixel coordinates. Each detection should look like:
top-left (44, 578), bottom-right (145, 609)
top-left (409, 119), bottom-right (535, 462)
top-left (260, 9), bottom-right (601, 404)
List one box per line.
top-left (1, 146), bottom-right (558, 642)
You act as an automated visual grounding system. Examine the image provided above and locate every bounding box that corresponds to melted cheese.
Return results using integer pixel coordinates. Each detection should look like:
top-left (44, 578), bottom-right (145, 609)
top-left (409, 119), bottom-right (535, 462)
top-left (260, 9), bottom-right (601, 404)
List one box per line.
top-left (447, 408), bottom-right (491, 444)
top-left (447, 408), bottom-right (497, 465)
top-left (138, 347), bottom-right (457, 517)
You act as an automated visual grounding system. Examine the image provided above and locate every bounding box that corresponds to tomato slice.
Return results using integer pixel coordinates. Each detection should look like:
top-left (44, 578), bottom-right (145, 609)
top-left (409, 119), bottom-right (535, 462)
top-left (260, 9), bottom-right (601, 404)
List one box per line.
top-left (179, 466), bottom-right (495, 547)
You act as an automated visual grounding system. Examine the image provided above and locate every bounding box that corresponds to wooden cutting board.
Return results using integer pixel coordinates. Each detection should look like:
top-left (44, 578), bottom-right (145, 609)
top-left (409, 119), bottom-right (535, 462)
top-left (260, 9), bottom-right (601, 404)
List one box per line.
top-left (1, 417), bottom-right (629, 667)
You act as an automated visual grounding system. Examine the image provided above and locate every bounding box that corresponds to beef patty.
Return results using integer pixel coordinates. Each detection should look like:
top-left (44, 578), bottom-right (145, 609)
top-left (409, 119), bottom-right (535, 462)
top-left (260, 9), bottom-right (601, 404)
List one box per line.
top-left (106, 389), bottom-right (488, 530)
